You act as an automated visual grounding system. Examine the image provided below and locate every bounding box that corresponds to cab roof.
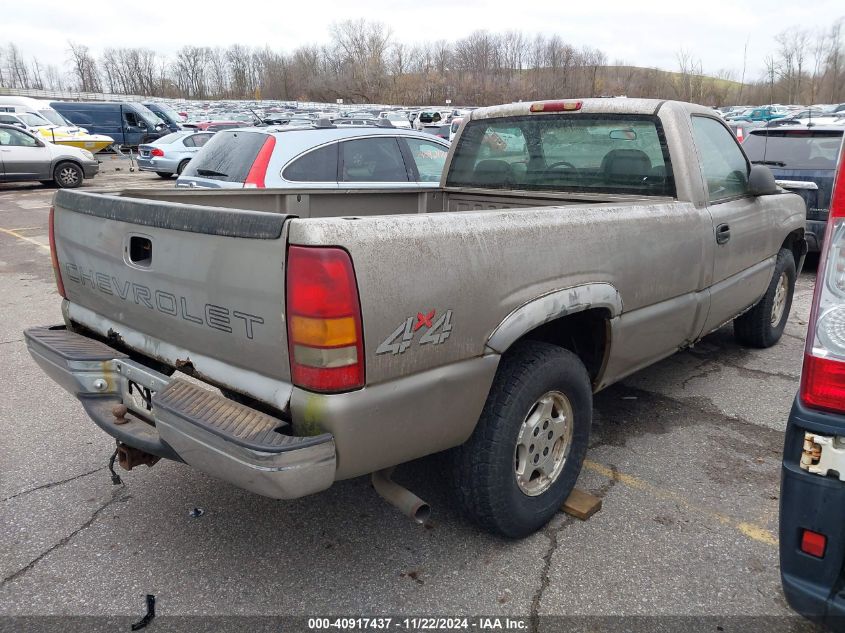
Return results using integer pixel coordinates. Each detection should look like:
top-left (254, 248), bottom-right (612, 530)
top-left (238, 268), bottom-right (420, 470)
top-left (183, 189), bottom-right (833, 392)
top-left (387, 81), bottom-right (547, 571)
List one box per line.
top-left (469, 98), bottom-right (717, 121)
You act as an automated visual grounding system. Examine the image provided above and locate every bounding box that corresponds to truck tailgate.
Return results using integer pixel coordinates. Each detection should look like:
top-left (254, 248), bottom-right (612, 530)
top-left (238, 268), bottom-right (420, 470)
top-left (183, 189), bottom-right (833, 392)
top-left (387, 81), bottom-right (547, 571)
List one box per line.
top-left (52, 189), bottom-right (294, 405)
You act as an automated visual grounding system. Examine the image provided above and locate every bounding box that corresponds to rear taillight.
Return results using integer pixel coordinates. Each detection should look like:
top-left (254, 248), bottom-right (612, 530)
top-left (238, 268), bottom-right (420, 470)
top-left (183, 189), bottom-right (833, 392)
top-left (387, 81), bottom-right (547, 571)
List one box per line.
top-left (736, 127), bottom-right (744, 143)
top-left (286, 246), bottom-right (364, 392)
top-left (48, 206), bottom-right (66, 299)
top-left (244, 136), bottom-right (276, 188)
top-left (800, 140), bottom-right (845, 412)
top-left (150, 148), bottom-right (164, 157)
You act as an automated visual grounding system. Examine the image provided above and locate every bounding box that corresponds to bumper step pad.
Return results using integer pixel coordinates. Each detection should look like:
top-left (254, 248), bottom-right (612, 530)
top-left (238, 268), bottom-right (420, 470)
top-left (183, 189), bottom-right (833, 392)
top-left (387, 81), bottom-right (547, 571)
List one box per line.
top-left (25, 326), bottom-right (127, 361)
top-left (153, 378), bottom-right (299, 453)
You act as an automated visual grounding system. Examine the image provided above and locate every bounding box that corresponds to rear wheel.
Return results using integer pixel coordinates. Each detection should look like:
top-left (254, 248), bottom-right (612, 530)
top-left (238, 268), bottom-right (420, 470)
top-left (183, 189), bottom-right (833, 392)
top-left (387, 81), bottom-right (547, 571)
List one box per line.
top-left (450, 341), bottom-right (592, 538)
top-left (155, 171), bottom-right (174, 179)
top-left (176, 160), bottom-right (190, 176)
top-left (53, 162), bottom-right (83, 188)
top-left (734, 248), bottom-right (796, 348)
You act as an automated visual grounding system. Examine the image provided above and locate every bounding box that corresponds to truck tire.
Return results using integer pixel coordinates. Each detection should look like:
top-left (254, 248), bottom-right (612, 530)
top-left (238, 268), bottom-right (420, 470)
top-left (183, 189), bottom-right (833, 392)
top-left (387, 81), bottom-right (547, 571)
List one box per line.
top-left (53, 162), bottom-right (83, 189)
top-left (734, 248), bottom-right (796, 348)
top-left (450, 341), bottom-right (592, 538)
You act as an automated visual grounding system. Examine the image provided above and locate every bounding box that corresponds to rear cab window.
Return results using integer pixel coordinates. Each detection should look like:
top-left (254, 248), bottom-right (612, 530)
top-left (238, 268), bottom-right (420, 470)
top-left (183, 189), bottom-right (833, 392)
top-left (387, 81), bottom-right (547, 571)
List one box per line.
top-left (181, 130), bottom-right (268, 182)
top-left (445, 114), bottom-right (675, 196)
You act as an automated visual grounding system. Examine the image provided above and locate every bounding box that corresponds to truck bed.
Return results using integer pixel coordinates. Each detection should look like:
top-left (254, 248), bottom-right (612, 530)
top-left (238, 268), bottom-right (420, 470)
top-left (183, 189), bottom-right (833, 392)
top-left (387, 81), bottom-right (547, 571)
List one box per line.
top-left (114, 186), bottom-right (666, 217)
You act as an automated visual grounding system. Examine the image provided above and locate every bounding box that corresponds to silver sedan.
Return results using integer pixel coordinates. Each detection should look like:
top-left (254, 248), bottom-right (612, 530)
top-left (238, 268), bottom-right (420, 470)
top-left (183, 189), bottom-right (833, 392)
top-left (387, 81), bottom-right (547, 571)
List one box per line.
top-left (137, 131), bottom-right (215, 178)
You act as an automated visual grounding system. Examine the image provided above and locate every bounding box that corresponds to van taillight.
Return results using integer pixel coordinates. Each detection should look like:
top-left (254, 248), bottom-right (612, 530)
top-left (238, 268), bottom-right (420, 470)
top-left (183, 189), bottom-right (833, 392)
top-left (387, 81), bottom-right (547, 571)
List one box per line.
top-left (800, 141), bottom-right (845, 413)
top-left (48, 206), bottom-right (66, 299)
top-left (244, 136), bottom-right (276, 188)
top-left (286, 246), bottom-right (364, 392)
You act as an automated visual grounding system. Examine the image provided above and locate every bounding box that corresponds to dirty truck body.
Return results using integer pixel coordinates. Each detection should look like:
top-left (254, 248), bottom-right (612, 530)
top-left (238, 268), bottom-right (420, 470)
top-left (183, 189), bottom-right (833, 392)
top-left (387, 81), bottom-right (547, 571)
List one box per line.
top-left (27, 99), bottom-right (806, 537)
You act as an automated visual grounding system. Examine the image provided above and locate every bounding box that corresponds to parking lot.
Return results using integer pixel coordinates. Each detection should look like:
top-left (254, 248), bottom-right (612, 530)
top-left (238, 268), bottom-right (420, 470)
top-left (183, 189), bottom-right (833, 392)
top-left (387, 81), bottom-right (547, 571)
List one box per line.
top-left (0, 163), bottom-right (822, 628)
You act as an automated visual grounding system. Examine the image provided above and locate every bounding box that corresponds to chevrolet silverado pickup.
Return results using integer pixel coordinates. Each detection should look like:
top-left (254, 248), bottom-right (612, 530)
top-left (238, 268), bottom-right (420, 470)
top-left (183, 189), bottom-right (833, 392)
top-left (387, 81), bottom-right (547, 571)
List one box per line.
top-left (27, 99), bottom-right (807, 538)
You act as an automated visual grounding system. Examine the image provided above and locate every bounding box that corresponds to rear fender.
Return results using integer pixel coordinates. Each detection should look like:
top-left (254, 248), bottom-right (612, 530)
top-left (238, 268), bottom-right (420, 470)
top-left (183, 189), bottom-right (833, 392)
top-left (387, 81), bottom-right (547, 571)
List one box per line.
top-left (484, 283), bottom-right (623, 354)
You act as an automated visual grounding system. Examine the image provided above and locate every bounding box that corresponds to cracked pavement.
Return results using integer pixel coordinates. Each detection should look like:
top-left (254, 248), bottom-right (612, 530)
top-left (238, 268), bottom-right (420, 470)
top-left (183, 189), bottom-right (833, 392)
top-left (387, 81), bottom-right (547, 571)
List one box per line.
top-left (0, 167), bottom-right (822, 623)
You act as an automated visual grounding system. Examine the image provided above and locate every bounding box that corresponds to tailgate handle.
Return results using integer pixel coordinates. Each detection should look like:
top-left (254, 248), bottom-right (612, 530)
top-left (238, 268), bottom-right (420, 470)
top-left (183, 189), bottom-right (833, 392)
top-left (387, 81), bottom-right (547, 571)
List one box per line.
top-left (129, 236), bottom-right (152, 267)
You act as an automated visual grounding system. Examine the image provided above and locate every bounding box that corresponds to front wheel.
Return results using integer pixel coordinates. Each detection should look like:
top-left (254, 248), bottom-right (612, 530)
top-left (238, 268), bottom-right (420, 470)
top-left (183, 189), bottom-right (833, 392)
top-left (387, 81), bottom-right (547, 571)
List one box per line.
top-left (53, 162), bottom-right (83, 189)
top-left (734, 248), bottom-right (796, 348)
top-left (155, 171), bottom-right (174, 179)
top-left (450, 341), bottom-right (592, 538)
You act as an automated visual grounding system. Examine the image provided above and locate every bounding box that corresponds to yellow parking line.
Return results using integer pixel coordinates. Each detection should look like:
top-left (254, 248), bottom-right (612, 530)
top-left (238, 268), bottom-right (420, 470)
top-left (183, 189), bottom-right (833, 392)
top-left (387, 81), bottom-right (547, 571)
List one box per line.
top-left (583, 459), bottom-right (778, 547)
top-left (8, 226), bottom-right (41, 232)
top-left (0, 227), bottom-right (50, 252)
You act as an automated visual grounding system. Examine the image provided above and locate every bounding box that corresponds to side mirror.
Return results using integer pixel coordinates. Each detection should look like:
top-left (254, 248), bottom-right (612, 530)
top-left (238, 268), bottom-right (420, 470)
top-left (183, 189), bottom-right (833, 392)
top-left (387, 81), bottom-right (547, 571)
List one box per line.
top-left (747, 164), bottom-right (779, 196)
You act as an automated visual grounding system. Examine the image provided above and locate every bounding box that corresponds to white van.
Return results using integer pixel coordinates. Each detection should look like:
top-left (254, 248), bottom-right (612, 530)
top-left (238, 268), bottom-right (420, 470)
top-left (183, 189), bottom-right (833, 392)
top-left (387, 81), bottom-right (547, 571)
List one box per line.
top-left (0, 96), bottom-right (82, 131)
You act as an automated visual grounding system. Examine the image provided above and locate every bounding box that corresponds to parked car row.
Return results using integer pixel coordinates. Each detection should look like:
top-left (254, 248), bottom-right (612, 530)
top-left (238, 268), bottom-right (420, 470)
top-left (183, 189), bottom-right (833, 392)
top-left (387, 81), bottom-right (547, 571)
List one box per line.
top-left (721, 102), bottom-right (845, 127)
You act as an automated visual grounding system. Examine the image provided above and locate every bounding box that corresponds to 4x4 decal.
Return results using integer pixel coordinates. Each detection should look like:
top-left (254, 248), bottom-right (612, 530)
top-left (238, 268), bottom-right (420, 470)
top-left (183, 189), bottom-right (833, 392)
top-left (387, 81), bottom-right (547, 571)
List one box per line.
top-left (376, 309), bottom-right (453, 355)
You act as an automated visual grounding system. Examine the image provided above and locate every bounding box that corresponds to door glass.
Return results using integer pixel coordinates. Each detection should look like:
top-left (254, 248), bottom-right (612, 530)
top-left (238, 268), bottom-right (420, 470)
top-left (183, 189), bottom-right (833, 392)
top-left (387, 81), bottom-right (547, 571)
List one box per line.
top-left (0, 129), bottom-right (39, 146)
top-left (282, 143), bottom-right (338, 182)
top-left (691, 116), bottom-right (749, 202)
top-left (340, 138), bottom-right (408, 182)
top-left (404, 138), bottom-right (449, 182)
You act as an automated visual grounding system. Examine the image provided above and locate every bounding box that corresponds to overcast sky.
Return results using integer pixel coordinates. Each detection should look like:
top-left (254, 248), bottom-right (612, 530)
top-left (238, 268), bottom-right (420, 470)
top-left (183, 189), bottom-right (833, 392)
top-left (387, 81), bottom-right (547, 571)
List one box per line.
top-left (3, 0), bottom-right (843, 79)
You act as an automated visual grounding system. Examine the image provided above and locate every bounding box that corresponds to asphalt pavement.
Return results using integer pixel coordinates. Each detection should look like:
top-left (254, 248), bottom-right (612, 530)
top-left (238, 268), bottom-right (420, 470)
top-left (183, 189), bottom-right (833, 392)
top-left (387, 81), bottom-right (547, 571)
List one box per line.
top-left (0, 163), bottom-right (824, 631)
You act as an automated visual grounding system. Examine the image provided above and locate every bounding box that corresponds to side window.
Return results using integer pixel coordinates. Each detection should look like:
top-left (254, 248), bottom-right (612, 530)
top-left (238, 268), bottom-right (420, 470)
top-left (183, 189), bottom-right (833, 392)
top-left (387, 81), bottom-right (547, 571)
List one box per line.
top-left (340, 138), bottom-right (408, 182)
top-left (691, 116), bottom-right (749, 202)
top-left (182, 135), bottom-right (196, 147)
top-left (125, 111), bottom-right (140, 127)
top-left (100, 110), bottom-right (121, 126)
top-left (193, 134), bottom-right (213, 148)
top-left (403, 138), bottom-right (449, 182)
top-left (282, 143), bottom-right (338, 182)
top-left (61, 110), bottom-right (94, 126)
top-left (0, 129), bottom-right (39, 147)
top-left (0, 115), bottom-right (18, 124)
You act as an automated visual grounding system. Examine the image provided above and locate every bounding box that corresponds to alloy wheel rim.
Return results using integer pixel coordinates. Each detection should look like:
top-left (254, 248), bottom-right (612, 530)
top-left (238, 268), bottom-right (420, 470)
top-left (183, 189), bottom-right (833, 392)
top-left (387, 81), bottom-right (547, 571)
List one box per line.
top-left (771, 272), bottom-right (788, 326)
top-left (514, 390), bottom-right (574, 496)
top-left (59, 167), bottom-right (79, 186)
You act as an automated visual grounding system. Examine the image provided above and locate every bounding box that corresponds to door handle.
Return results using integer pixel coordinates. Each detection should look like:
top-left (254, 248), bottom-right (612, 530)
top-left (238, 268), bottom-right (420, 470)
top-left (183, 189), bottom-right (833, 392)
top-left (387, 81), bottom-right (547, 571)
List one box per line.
top-left (716, 223), bottom-right (731, 245)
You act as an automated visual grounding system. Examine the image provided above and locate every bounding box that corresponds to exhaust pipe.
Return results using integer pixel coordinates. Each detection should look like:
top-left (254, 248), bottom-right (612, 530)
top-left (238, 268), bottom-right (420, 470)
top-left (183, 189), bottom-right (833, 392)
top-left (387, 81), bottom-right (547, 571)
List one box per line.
top-left (371, 467), bottom-right (431, 524)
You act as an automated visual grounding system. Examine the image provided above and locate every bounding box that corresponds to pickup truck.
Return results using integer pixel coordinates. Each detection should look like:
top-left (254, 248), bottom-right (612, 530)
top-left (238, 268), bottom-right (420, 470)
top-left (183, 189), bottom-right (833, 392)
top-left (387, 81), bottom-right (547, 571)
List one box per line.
top-left (26, 98), bottom-right (807, 538)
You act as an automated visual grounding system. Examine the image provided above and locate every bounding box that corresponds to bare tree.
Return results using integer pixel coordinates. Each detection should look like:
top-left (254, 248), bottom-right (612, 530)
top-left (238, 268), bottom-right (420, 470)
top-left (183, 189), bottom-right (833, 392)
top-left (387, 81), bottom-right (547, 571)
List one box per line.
top-left (67, 41), bottom-right (100, 92)
top-left (5, 43), bottom-right (32, 89)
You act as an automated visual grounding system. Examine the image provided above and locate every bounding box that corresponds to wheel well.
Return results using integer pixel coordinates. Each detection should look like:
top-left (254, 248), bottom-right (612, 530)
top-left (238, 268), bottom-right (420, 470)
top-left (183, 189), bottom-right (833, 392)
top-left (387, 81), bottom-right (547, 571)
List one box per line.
top-left (515, 308), bottom-right (610, 385)
top-left (53, 159), bottom-right (82, 173)
top-left (781, 229), bottom-right (807, 268)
